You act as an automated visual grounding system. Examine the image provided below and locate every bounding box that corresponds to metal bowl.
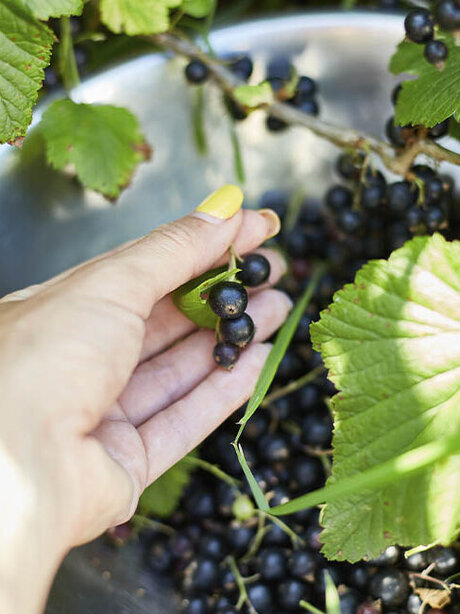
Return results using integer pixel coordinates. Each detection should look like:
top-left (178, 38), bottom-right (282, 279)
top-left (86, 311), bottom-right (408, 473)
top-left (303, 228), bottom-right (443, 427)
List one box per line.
top-left (1, 9), bottom-right (446, 613)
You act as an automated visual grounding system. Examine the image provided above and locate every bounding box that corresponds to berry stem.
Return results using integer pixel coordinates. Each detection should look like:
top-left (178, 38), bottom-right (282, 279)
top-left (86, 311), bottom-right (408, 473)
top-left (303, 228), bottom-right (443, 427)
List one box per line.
top-left (182, 455), bottom-right (242, 489)
top-left (258, 510), bottom-right (305, 547)
top-left (226, 555), bottom-right (258, 613)
top-left (150, 32), bottom-right (460, 175)
top-left (261, 364), bottom-right (325, 407)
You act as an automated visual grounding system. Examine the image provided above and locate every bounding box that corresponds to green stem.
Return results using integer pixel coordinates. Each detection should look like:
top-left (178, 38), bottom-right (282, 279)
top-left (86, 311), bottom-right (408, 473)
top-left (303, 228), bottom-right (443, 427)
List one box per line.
top-left (131, 514), bottom-right (176, 536)
top-left (192, 86), bottom-right (208, 156)
top-left (58, 17), bottom-right (80, 92)
top-left (230, 123), bottom-right (245, 184)
top-left (300, 601), bottom-right (325, 614)
top-left (259, 510), bottom-right (305, 547)
top-left (182, 455), bottom-right (241, 488)
top-left (240, 513), bottom-right (267, 563)
top-left (261, 365), bottom-right (325, 407)
top-left (227, 556), bottom-right (257, 613)
top-left (270, 434), bottom-right (460, 516)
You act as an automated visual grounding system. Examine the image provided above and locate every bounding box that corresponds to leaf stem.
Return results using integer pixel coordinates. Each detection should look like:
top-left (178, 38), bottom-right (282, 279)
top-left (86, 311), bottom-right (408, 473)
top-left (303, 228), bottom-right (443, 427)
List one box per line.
top-left (150, 32), bottom-right (460, 175)
top-left (261, 364), bottom-right (326, 407)
top-left (192, 86), bottom-right (208, 156)
top-left (58, 17), bottom-right (80, 92)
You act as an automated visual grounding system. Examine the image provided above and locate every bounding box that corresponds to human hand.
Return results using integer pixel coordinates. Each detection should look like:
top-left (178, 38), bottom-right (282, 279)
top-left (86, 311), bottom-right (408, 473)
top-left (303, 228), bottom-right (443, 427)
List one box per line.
top-left (0, 186), bottom-right (291, 614)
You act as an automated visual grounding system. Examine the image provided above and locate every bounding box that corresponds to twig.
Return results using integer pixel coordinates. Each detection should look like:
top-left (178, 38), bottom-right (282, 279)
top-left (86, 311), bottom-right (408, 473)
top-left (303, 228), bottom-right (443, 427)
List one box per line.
top-left (227, 556), bottom-right (259, 613)
top-left (182, 455), bottom-right (241, 488)
top-left (150, 32), bottom-right (460, 176)
top-left (261, 364), bottom-right (326, 407)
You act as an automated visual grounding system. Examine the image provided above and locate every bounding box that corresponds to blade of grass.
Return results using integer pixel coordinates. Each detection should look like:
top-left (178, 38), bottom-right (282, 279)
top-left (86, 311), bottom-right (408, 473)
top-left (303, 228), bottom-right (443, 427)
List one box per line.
top-left (232, 443), bottom-right (269, 511)
top-left (230, 123), bottom-right (245, 184)
top-left (324, 570), bottom-right (341, 614)
top-left (300, 601), bottom-right (325, 614)
top-left (269, 434), bottom-right (460, 516)
top-left (234, 262), bottom-right (327, 443)
top-left (192, 86), bottom-right (208, 156)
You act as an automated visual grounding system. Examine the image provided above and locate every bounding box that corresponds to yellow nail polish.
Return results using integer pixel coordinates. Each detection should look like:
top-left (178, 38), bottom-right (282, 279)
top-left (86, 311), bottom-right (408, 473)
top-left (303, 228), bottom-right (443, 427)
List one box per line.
top-left (195, 185), bottom-right (244, 220)
top-left (258, 208), bottom-right (281, 239)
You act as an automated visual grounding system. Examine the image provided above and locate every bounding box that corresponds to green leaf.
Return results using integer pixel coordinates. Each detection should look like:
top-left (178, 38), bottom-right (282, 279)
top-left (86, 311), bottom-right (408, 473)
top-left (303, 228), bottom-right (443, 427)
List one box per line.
top-left (39, 99), bottom-right (151, 198)
top-left (232, 443), bottom-right (269, 511)
top-left (138, 455), bottom-right (196, 518)
top-left (390, 38), bottom-right (460, 126)
top-left (24, 0), bottom-right (83, 19)
top-left (0, 0), bottom-right (54, 144)
top-left (172, 266), bottom-right (239, 329)
top-left (309, 234), bottom-right (460, 562)
top-left (448, 117), bottom-right (460, 141)
top-left (100, 0), bottom-right (181, 35)
top-left (181, 0), bottom-right (213, 18)
top-left (324, 571), bottom-right (341, 614)
top-left (233, 82), bottom-right (274, 109)
top-left (234, 262), bottom-right (327, 443)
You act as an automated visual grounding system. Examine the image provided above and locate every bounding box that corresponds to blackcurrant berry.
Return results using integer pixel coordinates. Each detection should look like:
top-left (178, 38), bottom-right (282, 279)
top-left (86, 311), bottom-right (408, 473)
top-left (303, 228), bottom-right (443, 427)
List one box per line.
top-left (289, 550), bottom-right (317, 579)
top-left (209, 282), bottom-right (248, 319)
top-left (229, 55), bottom-right (253, 81)
top-left (266, 115), bottom-right (288, 132)
top-left (43, 66), bottom-right (59, 89)
top-left (370, 569), bottom-right (409, 607)
top-left (424, 39), bottom-right (448, 66)
top-left (213, 342), bottom-right (240, 370)
top-left (407, 593), bottom-right (423, 614)
top-left (294, 75), bottom-right (317, 101)
top-left (199, 534), bottom-right (228, 560)
top-left (219, 313), bottom-right (255, 347)
top-left (405, 550), bottom-right (429, 571)
top-left (337, 209), bottom-right (364, 234)
top-left (428, 118), bottom-right (449, 139)
top-left (284, 228), bottom-right (310, 258)
top-left (147, 538), bottom-right (173, 573)
top-left (296, 98), bottom-right (319, 116)
top-left (387, 181), bottom-right (418, 212)
top-left (434, 0), bottom-right (460, 31)
top-left (424, 176), bottom-right (444, 204)
top-left (336, 152), bottom-right (365, 181)
top-left (237, 253), bottom-right (271, 287)
top-left (301, 411), bottom-right (333, 447)
top-left (224, 94), bottom-right (248, 121)
top-left (404, 9), bottom-right (434, 44)
top-left (246, 583), bottom-right (273, 613)
top-left (339, 588), bottom-right (362, 614)
top-left (406, 206), bottom-right (424, 231)
top-left (428, 546), bottom-right (458, 575)
top-left (291, 456), bottom-right (324, 491)
top-left (185, 60), bottom-right (209, 84)
top-left (325, 185), bottom-right (353, 212)
top-left (369, 546), bottom-right (401, 566)
top-left (258, 547), bottom-right (288, 581)
top-left (258, 433), bottom-right (290, 462)
top-left (391, 82), bottom-right (402, 106)
top-left (412, 164), bottom-right (436, 180)
top-left (425, 205), bottom-right (447, 231)
top-left (360, 181), bottom-right (386, 209)
top-left (190, 557), bottom-right (219, 591)
top-left (182, 595), bottom-right (209, 614)
top-left (278, 579), bottom-right (310, 611)
top-left (386, 116), bottom-right (415, 148)
top-left (227, 523), bottom-right (256, 555)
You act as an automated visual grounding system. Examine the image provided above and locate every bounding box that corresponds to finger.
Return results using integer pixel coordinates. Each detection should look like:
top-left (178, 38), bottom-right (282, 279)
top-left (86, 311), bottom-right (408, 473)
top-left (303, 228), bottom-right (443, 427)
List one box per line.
top-left (138, 342), bottom-right (272, 483)
top-left (120, 288), bottom-right (292, 426)
top-left (139, 246), bottom-right (286, 362)
top-left (51, 187), bottom-right (277, 320)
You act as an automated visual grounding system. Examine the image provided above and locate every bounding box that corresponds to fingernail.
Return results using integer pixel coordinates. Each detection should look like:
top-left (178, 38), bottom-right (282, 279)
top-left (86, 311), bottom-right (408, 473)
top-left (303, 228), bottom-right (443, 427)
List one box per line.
top-left (258, 208), bottom-right (281, 239)
top-left (280, 291), bottom-right (294, 311)
top-left (194, 185), bottom-right (244, 222)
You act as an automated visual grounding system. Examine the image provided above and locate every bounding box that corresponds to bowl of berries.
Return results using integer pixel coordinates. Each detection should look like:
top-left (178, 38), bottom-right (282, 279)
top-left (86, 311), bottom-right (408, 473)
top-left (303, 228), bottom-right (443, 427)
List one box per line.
top-left (1, 5), bottom-right (459, 614)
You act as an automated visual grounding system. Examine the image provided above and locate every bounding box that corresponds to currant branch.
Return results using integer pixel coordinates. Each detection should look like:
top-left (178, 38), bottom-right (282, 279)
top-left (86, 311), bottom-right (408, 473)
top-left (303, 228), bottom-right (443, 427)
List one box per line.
top-left (151, 31), bottom-right (460, 176)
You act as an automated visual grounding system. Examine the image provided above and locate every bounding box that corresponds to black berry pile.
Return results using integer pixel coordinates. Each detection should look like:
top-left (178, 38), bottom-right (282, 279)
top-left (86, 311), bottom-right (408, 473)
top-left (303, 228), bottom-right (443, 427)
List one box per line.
top-left (210, 253), bottom-right (271, 370)
top-left (404, 1), bottom-right (460, 68)
top-left (133, 51), bottom-right (460, 614)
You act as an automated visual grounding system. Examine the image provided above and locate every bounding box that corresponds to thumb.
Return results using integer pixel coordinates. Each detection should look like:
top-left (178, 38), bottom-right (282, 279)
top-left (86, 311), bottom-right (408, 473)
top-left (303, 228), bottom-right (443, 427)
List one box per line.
top-left (60, 185), bottom-right (247, 318)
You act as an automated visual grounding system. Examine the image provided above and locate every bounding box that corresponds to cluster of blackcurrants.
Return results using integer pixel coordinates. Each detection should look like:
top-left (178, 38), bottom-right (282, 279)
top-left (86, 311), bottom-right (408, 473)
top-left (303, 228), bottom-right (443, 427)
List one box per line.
top-left (184, 53), bottom-right (319, 132)
top-left (210, 254), bottom-right (271, 370)
top-left (404, 1), bottom-right (460, 68)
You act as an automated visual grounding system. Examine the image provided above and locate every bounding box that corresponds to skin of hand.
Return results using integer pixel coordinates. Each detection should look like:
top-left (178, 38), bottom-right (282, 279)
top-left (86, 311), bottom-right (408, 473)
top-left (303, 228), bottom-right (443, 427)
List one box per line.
top-left (0, 186), bottom-right (292, 614)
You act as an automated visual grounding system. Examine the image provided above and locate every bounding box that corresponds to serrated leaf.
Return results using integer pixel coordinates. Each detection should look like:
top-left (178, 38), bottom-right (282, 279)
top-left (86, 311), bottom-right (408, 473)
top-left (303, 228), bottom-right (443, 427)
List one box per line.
top-left (100, 0), bottom-right (181, 35)
top-left (390, 38), bottom-right (460, 127)
top-left (138, 455), bottom-right (196, 518)
top-left (233, 82), bottom-right (274, 109)
top-left (172, 267), bottom-right (239, 329)
top-left (309, 234), bottom-right (460, 562)
top-left (24, 0), bottom-right (83, 19)
top-left (181, 0), bottom-right (213, 18)
top-left (0, 0), bottom-right (54, 144)
top-left (39, 99), bottom-right (151, 198)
